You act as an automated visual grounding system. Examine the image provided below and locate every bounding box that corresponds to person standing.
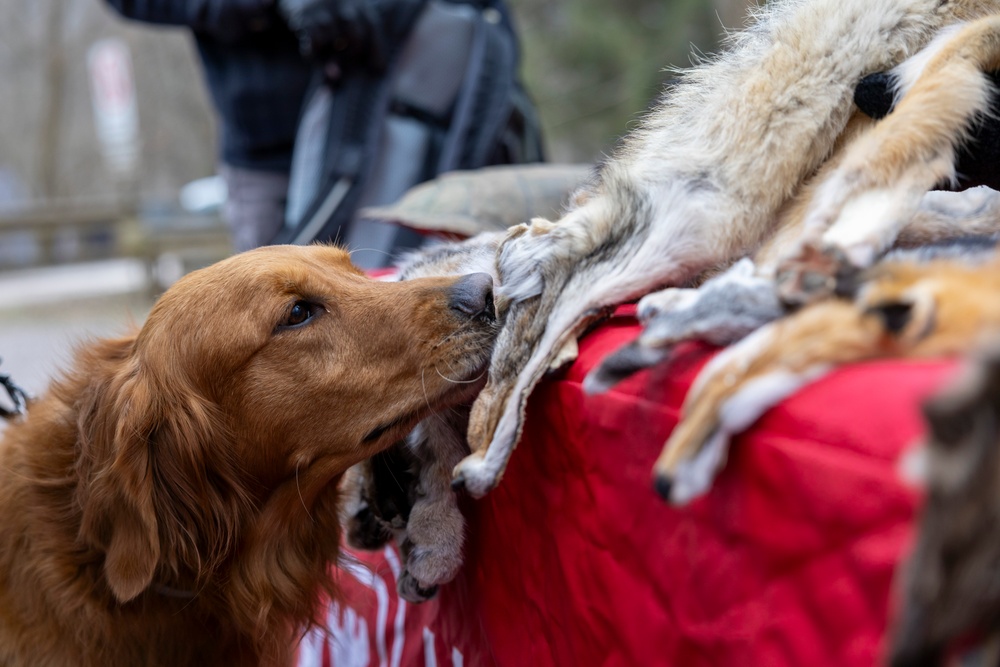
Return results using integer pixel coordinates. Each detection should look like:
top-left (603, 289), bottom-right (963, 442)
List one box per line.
top-left (105, 0), bottom-right (536, 253)
top-left (104, 0), bottom-right (314, 250)
top-left (103, 0), bottom-right (422, 251)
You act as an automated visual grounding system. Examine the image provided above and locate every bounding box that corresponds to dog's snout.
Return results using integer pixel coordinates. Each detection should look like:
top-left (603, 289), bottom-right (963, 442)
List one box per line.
top-left (449, 273), bottom-right (495, 320)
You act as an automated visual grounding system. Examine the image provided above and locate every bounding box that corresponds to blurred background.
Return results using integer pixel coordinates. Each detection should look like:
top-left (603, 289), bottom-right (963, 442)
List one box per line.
top-left (0, 0), bottom-right (751, 399)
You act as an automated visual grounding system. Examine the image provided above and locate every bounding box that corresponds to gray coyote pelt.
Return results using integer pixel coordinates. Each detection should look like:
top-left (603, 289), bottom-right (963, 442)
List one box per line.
top-left (451, 0), bottom-right (1000, 498)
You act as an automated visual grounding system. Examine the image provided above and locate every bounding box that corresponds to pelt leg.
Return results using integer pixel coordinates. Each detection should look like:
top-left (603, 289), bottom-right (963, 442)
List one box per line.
top-left (653, 300), bottom-right (883, 504)
top-left (777, 18), bottom-right (1000, 305)
top-left (397, 414), bottom-right (471, 602)
top-left (585, 259), bottom-right (785, 394)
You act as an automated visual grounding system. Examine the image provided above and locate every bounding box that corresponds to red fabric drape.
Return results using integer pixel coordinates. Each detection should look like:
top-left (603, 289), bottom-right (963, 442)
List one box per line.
top-left (301, 306), bottom-right (956, 667)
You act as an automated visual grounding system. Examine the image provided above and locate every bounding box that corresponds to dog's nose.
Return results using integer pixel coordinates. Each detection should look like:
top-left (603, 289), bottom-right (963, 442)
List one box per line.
top-left (449, 272), bottom-right (495, 320)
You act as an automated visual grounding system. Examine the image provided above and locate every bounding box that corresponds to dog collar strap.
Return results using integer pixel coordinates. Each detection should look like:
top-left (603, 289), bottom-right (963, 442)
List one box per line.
top-left (0, 359), bottom-right (29, 420)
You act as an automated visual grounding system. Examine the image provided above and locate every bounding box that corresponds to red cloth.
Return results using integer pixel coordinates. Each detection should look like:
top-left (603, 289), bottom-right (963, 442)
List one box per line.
top-left (300, 307), bottom-right (958, 667)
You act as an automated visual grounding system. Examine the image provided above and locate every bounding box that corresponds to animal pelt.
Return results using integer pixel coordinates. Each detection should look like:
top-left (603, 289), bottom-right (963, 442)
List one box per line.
top-left (631, 14), bottom-right (1000, 502)
top-left (587, 188), bottom-right (1000, 393)
top-left (0, 244), bottom-right (496, 666)
top-left (342, 0), bottom-right (1000, 607)
top-left (653, 238), bottom-right (1000, 504)
top-left (891, 339), bottom-right (1000, 667)
top-left (451, 0), bottom-right (1000, 500)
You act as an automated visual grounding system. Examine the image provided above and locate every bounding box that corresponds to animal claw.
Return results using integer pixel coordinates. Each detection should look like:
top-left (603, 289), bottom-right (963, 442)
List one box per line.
top-left (776, 242), bottom-right (857, 308)
top-left (397, 571), bottom-right (439, 603)
top-left (653, 475), bottom-right (673, 502)
top-left (584, 340), bottom-right (669, 394)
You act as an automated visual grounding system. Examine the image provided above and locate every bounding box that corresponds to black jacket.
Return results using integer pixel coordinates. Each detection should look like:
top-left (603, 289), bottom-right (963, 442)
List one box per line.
top-left (105, 0), bottom-right (312, 171)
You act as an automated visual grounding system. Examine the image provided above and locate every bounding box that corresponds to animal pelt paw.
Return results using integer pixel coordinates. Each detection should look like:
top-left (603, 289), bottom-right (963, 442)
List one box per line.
top-left (641, 259), bottom-right (783, 347)
top-left (345, 505), bottom-right (394, 551)
top-left (451, 451), bottom-right (500, 499)
top-left (342, 447), bottom-right (417, 550)
top-left (395, 490), bottom-right (466, 598)
top-left (396, 570), bottom-right (439, 603)
top-left (583, 340), bottom-right (669, 395)
top-left (585, 260), bottom-right (784, 394)
top-left (342, 462), bottom-right (395, 551)
top-left (775, 241), bottom-right (860, 308)
top-left (396, 536), bottom-right (462, 603)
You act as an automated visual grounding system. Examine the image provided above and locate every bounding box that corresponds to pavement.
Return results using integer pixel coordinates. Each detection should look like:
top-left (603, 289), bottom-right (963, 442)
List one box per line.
top-left (0, 259), bottom-right (154, 404)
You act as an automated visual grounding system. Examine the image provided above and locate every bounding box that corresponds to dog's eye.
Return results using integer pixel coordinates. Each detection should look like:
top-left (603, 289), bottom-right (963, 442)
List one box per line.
top-left (279, 300), bottom-right (319, 330)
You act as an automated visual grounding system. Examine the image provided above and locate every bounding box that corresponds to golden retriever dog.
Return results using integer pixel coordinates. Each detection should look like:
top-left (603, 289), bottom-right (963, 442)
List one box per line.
top-left (0, 244), bottom-right (496, 666)
top-left (448, 1), bottom-right (1000, 504)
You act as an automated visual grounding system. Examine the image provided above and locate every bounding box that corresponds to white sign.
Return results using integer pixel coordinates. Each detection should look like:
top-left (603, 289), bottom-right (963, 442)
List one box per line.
top-left (87, 38), bottom-right (141, 177)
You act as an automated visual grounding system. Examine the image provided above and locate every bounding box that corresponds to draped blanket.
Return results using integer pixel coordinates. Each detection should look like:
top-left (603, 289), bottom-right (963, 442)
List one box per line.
top-left (300, 305), bottom-right (954, 667)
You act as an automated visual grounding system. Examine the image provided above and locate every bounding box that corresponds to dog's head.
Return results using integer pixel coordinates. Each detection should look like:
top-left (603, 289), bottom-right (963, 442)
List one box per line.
top-left (73, 244), bottom-right (496, 612)
top-left (891, 342), bottom-right (1000, 667)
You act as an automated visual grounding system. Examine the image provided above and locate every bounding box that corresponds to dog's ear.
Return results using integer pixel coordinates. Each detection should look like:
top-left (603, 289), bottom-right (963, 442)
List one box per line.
top-left (76, 337), bottom-right (162, 602)
top-left (77, 336), bottom-right (248, 603)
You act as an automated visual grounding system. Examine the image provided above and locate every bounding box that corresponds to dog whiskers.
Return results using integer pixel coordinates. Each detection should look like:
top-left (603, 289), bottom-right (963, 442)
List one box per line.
top-left (434, 366), bottom-right (486, 384)
top-left (347, 247), bottom-right (393, 259)
top-left (420, 367), bottom-right (434, 414)
top-left (433, 320), bottom-right (488, 348)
